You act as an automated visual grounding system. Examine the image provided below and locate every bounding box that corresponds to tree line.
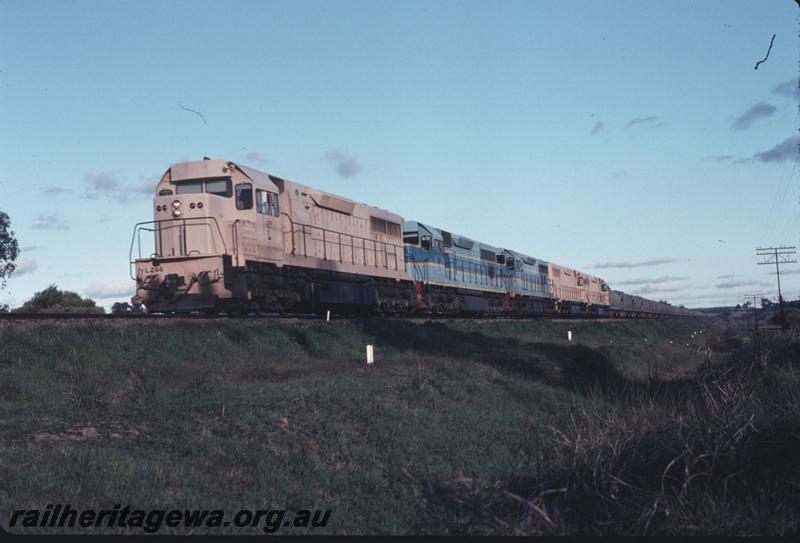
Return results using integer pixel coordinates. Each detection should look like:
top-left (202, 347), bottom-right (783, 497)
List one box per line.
top-left (0, 210), bottom-right (106, 314)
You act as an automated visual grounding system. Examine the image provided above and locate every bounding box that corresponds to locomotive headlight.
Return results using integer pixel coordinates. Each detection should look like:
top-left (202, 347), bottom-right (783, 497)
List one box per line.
top-left (172, 200), bottom-right (181, 209)
top-left (172, 209), bottom-right (182, 217)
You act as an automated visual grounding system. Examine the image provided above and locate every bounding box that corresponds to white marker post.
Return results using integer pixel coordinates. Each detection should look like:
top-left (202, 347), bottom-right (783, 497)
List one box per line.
top-left (568, 331), bottom-right (572, 342)
top-left (326, 310), bottom-right (330, 322)
top-left (366, 345), bottom-right (374, 365)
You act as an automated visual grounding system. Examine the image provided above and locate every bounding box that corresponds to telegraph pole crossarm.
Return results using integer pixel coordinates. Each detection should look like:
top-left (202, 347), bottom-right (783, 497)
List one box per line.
top-left (757, 246), bottom-right (797, 331)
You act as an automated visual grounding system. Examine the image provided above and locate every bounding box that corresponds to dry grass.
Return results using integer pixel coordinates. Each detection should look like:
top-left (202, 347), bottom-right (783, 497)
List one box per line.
top-left (1, 318), bottom-right (797, 534)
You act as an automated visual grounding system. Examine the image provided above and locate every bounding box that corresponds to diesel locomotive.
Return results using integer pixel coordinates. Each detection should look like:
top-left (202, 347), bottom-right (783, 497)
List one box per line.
top-left (130, 158), bottom-right (696, 318)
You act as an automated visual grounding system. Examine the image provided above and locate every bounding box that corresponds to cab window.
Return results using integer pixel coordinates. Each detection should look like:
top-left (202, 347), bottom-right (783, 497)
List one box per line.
top-left (270, 192), bottom-right (280, 217)
top-left (256, 190), bottom-right (280, 216)
top-left (235, 183), bottom-right (253, 210)
top-left (256, 189), bottom-right (270, 215)
top-left (421, 235), bottom-right (432, 251)
top-left (176, 181), bottom-right (203, 194)
top-left (205, 178), bottom-right (232, 197)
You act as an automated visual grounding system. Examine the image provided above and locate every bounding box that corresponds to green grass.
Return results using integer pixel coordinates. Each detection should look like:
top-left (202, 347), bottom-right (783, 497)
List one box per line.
top-left (1, 317), bottom-right (797, 535)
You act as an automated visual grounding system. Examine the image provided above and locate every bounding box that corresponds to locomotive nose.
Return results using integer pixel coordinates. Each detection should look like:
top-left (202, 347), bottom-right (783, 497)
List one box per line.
top-left (169, 199), bottom-right (182, 217)
top-left (159, 273), bottom-right (185, 298)
top-left (155, 196), bottom-right (207, 218)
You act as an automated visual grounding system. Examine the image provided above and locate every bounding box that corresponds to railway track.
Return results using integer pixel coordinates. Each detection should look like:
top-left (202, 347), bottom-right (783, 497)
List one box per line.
top-left (0, 311), bottom-right (676, 324)
top-left (0, 312), bottom-right (313, 323)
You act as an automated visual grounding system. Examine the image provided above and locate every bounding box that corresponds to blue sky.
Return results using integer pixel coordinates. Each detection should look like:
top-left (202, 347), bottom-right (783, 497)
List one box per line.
top-left (1, 0), bottom-right (798, 309)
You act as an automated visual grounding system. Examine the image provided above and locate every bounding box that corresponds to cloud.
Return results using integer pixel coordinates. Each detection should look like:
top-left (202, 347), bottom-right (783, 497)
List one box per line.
top-left (730, 102), bottom-right (776, 130)
top-left (10, 257), bottom-right (37, 277)
top-left (83, 171), bottom-right (152, 203)
top-left (632, 284), bottom-right (686, 295)
top-left (717, 273), bottom-right (738, 279)
top-left (610, 170), bottom-right (628, 179)
top-left (616, 275), bottom-right (693, 296)
top-left (704, 154), bottom-right (734, 162)
top-left (673, 291), bottom-right (761, 306)
top-left (592, 258), bottom-right (684, 269)
top-left (625, 116), bottom-right (665, 129)
top-left (752, 137), bottom-right (799, 164)
top-left (715, 279), bottom-right (772, 289)
top-left (325, 149), bottom-right (361, 178)
top-left (773, 77), bottom-right (800, 99)
top-left (31, 214), bottom-right (69, 230)
top-left (614, 275), bottom-right (689, 286)
top-left (243, 151), bottom-right (270, 167)
top-left (20, 245), bottom-right (42, 252)
top-left (590, 121), bottom-right (605, 135)
top-left (85, 171), bottom-right (121, 192)
top-left (43, 186), bottom-right (74, 195)
top-left (680, 292), bottom-right (742, 301)
top-left (84, 282), bottom-right (135, 299)
top-left (767, 268), bottom-right (800, 276)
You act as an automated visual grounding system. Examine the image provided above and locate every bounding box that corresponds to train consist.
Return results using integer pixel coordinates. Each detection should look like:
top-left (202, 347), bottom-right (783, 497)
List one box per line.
top-left (130, 159), bottom-right (696, 318)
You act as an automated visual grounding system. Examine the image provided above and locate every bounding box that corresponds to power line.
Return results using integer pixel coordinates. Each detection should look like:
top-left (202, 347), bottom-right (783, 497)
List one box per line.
top-left (761, 155), bottom-right (799, 245)
top-left (757, 246), bottom-right (797, 331)
top-left (775, 159), bottom-right (800, 246)
top-left (766, 160), bottom-right (797, 243)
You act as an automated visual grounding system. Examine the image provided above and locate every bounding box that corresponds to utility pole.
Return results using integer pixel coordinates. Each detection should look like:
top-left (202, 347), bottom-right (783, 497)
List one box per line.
top-left (743, 293), bottom-right (765, 337)
top-left (757, 246), bottom-right (797, 331)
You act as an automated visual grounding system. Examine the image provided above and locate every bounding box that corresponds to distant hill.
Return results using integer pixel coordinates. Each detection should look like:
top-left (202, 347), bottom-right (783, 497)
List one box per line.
top-left (690, 306), bottom-right (736, 314)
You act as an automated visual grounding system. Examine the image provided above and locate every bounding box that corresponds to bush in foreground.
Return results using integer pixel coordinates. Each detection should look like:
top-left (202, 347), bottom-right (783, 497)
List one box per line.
top-left (13, 284), bottom-right (104, 314)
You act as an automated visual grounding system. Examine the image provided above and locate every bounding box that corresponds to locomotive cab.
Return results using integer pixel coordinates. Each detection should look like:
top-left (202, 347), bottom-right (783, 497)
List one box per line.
top-left (130, 159), bottom-right (286, 312)
top-left (132, 158), bottom-right (408, 313)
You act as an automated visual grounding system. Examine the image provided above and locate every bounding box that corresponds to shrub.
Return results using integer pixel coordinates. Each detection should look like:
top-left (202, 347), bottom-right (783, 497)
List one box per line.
top-left (111, 302), bottom-right (144, 314)
top-left (14, 284), bottom-right (104, 314)
top-left (771, 308), bottom-right (800, 328)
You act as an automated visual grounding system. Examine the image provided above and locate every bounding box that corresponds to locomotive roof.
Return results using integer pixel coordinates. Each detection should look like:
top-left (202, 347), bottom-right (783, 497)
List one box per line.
top-left (166, 159), bottom-right (400, 221)
top-left (403, 221), bottom-right (500, 252)
top-left (501, 248), bottom-right (549, 267)
top-left (233, 162), bottom-right (281, 192)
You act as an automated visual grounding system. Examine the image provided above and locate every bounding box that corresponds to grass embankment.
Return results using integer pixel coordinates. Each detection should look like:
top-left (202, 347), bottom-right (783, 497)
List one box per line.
top-left (1, 317), bottom-right (798, 535)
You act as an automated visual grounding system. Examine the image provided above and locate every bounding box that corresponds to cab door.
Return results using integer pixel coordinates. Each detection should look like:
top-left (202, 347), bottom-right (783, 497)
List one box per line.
top-left (255, 188), bottom-right (285, 262)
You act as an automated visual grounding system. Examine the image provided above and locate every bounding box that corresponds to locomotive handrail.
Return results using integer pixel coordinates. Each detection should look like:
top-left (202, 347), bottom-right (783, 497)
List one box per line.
top-left (128, 217), bottom-right (228, 279)
top-left (288, 221), bottom-right (404, 271)
top-left (231, 219), bottom-right (240, 267)
top-left (404, 250), bottom-right (431, 283)
top-left (280, 212), bottom-right (296, 255)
